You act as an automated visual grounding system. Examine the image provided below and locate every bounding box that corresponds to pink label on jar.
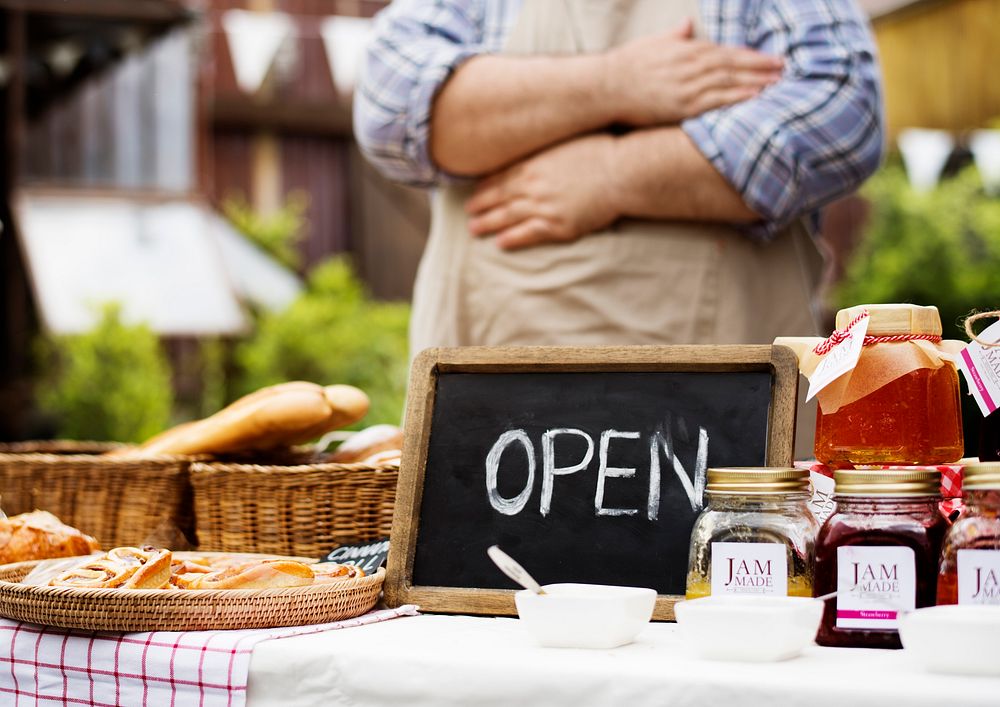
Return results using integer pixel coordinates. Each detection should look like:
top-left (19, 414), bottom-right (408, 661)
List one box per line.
top-left (836, 609), bottom-right (897, 621)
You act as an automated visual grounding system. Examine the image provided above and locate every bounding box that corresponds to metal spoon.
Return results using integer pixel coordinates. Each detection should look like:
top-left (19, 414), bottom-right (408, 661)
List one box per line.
top-left (487, 545), bottom-right (546, 595)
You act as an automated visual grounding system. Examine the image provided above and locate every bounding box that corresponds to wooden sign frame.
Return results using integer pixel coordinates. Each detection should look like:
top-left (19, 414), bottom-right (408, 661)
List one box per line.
top-left (385, 344), bottom-right (799, 621)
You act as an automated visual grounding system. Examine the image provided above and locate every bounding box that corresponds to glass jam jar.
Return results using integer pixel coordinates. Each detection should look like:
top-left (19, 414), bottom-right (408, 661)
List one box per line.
top-left (938, 463), bottom-right (1000, 605)
top-left (814, 304), bottom-right (964, 465)
top-left (814, 469), bottom-right (945, 649)
top-left (686, 468), bottom-right (819, 599)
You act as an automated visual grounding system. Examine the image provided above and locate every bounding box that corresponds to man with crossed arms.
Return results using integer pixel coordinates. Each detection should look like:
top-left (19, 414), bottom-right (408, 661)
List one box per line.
top-left (355, 0), bottom-right (883, 354)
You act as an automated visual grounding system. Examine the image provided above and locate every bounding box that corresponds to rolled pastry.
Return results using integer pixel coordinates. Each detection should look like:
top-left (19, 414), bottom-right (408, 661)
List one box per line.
top-left (330, 424), bottom-right (403, 463)
top-left (50, 547), bottom-right (172, 589)
top-left (177, 559), bottom-right (314, 590)
top-left (311, 562), bottom-right (365, 583)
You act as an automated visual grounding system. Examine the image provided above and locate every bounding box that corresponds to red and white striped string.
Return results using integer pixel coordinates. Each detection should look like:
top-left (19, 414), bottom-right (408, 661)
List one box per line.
top-left (812, 310), bottom-right (941, 356)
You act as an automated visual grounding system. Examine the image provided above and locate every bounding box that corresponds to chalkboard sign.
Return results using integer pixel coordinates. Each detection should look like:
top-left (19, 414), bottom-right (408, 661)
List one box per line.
top-left (385, 345), bottom-right (799, 620)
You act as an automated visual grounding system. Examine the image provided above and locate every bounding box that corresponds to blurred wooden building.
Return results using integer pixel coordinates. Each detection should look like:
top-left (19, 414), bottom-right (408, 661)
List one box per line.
top-left (1, 0), bottom-right (425, 440)
top-left (198, 0), bottom-right (427, 301)
top-left (823, 0), bottom-right (1000, 293)
top-left (863, 0), bottom-right (1000, 140)
top-left (1, 0), bottom-right (194, 439)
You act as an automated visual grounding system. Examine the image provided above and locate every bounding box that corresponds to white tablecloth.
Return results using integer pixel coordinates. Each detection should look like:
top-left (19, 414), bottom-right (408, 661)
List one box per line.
top-left (245, 614), bottom-right (997, 707)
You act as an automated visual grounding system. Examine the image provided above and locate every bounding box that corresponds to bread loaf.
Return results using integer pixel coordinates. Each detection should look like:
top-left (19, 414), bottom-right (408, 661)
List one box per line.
top-left (0, 511), bottom-right (100, 565)
top-left (114, 382), bottom-right (370, 458)
top-left (329, 424), bottom-right (403, 464)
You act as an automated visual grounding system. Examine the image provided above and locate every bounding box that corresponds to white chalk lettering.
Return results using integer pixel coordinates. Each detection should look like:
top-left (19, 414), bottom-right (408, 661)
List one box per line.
top-left (540, 428), bottom-right (595, 517)
top-left (647, 434), bottom-right (661, 521)
top-left (595, 430), bottom-right (640, 517)
top-left (326, 540), bottom-right (390, 561)
top-left (649, 426), bottom-right (709, 514)
top-left (693, 426), bottom-right (709, 506)
top-left (485, 429), bottom-right (535, 515)
top-left (484, 420), bottom-right (710, 519)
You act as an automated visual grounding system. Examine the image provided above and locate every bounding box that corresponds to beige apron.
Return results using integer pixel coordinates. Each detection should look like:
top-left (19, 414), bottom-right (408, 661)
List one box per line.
top-left (409, 0), bottom-right (823, 355)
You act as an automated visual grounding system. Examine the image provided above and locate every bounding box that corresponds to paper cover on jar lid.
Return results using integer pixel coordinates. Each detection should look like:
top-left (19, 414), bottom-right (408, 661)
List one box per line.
top-left (776, 306), bottom-right (965, 415)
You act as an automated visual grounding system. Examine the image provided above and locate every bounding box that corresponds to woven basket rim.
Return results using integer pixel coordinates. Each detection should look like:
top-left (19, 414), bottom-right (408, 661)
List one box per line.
top-left (0, 452), bottom-right (205, 465)
top-left (190, 460), bottom-right (400, 474)
top-left (0, 563), bottom-right (384, 601)
top-left (0, 440), bottom-right (127, 452)
top-left (0, 555), bottom-right (386, 631)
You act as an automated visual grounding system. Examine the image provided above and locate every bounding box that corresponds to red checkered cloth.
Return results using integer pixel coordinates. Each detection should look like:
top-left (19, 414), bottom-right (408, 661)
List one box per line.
top-left (0, 604), bottom-right (418, 707)
top-left (796, 461), bottom-right (966, 519)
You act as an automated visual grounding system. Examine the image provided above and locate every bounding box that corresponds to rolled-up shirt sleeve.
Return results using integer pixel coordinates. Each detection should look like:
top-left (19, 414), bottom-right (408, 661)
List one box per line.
top-left (354, 0), bottom-right (486, 186)
top-left (683, 0), bottom-right (884, 240)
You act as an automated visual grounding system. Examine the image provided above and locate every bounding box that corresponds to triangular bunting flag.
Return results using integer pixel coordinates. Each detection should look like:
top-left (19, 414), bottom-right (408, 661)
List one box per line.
top-left (320, 16), bottom-right (373, 96)
top-left (898, 128), bottom-right (954, 193)
top-left (222, 9), bottom-right (293, 95)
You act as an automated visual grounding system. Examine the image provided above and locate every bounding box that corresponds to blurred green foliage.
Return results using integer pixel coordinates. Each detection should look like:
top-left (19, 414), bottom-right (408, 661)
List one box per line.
top-left (836, 163), bottom-right (1000, 338)
top-left (235, 257), bottom-right (410, 428)
top-left (31, 197), bottom-right (410, 443)
top-left (222, 192), bottom-right (309, 270)
top-left (198, 337), bottom-right (228, 419)
top-left (35, 303), bottom-right (173, 442)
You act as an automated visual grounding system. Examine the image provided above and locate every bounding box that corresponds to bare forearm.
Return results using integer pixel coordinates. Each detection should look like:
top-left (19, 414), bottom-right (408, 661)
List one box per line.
top-left (430, 54), bottom-right (615, 176)
top-left (610, 127), bottom-right (759, 223)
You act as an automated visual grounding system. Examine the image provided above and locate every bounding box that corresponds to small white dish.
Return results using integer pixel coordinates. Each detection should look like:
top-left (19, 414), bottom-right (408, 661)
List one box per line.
top-left (674, 595), bottom-right (824, 662)
top-left (899, 605), bottom-right (1000, 676)
top-left (514, 583), bottom-right (656, 649)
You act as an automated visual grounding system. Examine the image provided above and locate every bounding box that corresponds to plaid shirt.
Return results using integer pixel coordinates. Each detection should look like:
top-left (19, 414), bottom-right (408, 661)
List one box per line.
top-left (354, 0), bottom-right (884, 240)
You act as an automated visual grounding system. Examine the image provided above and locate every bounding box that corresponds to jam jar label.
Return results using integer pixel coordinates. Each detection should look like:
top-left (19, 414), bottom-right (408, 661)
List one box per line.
top-left (836, 546), bottom-right (916, 629)
top-left (957, 549), bottom-right (1000, 604)
top-left (710, 542), bottom-right (788, 596)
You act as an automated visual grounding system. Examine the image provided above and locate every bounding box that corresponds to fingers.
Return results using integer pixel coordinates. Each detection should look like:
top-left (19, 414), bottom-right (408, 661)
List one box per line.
top-left (666, 17), bottom-right (694, 39)
top-left (693, 85), bottom-right (763, 114)
top-left (466, 177), bottom-right (506, 216)
top-left (688, 65), bottom-right (780, 99)
top-left (467, 198), bottom-right (532, 236)
top-left (495, 218), bottom-right (556, 251)
top-left (711, 46), bottom-right (783, 72)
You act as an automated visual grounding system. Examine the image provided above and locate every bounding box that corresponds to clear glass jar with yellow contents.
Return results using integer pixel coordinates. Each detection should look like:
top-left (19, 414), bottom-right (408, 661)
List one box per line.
top-left (686, 468), bottom-right (818, 599)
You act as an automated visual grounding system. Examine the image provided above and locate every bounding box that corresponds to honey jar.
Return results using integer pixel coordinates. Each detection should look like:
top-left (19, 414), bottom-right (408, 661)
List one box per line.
top-left (813, 304), bottom-right (964, 466)
top-left (686, 468), bottom-right (818, 599)
top-left (938, 463), bottom-right (1000, 605)
top-left (814, 469), bottom-right (945, 649)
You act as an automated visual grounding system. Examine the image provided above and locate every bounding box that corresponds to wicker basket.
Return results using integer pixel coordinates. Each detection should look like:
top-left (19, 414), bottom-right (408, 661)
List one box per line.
top-left (0, 558), bottom-right (385, 631)
top-left (190, 460), bottom-right (398, 557)
top-left (0, 442), bottom-right (195, 549)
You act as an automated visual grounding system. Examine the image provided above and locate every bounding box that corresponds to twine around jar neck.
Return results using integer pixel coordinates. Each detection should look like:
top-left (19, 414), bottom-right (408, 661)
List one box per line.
top-left (813, 309), bottom-right (942, 356)
top-left (964, 310), bottom-right (1000, 348)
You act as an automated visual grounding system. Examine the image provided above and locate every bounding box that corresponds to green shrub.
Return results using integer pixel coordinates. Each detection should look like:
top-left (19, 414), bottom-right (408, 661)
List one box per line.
top-left (221, 192), bottom-right (308, 270)
top-left (235, 257), bottom-right (410, 428)
top-left (35, 304), bottom-right (173, 442)
top-left (836, 163), bottom-right (1000, 336)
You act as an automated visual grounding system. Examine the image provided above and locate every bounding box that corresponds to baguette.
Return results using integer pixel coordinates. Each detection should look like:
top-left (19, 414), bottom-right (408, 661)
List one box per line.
top-left (113, 382), bottom-right (369, 458)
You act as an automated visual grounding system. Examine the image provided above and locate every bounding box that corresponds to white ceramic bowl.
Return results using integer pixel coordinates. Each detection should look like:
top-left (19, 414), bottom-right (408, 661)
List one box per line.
top-left (674, 595), bottom-right (824, 661)
top-left (899, 605), bottom-right (1000, 676)
top-left (514, 583), bottom-right (656, 649)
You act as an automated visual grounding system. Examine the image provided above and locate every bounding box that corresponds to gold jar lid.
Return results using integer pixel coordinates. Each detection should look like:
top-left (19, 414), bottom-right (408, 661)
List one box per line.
top-left (836, 303), bottom-right (942, 336)
top-left (962, 463), bottom-right (1000, 490)
top-left (833, 469), bottom-right (941, 497)
top-left (706, 467), bottom-right (810, 495)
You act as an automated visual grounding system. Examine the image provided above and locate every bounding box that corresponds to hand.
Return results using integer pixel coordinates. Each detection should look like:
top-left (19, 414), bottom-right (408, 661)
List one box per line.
top-left (465, 134), bottom-right (619, 251)
top-left (600, 18), bottom-right (783, 125)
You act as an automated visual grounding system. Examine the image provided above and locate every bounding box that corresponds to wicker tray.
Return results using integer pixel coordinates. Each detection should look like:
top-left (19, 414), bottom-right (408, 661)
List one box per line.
top-left (0, 555), bottom-right (385, 631)
top-left (190, 460), bottom-right (398, 556)
top-left (0, 442), bottom-right (195, 548)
